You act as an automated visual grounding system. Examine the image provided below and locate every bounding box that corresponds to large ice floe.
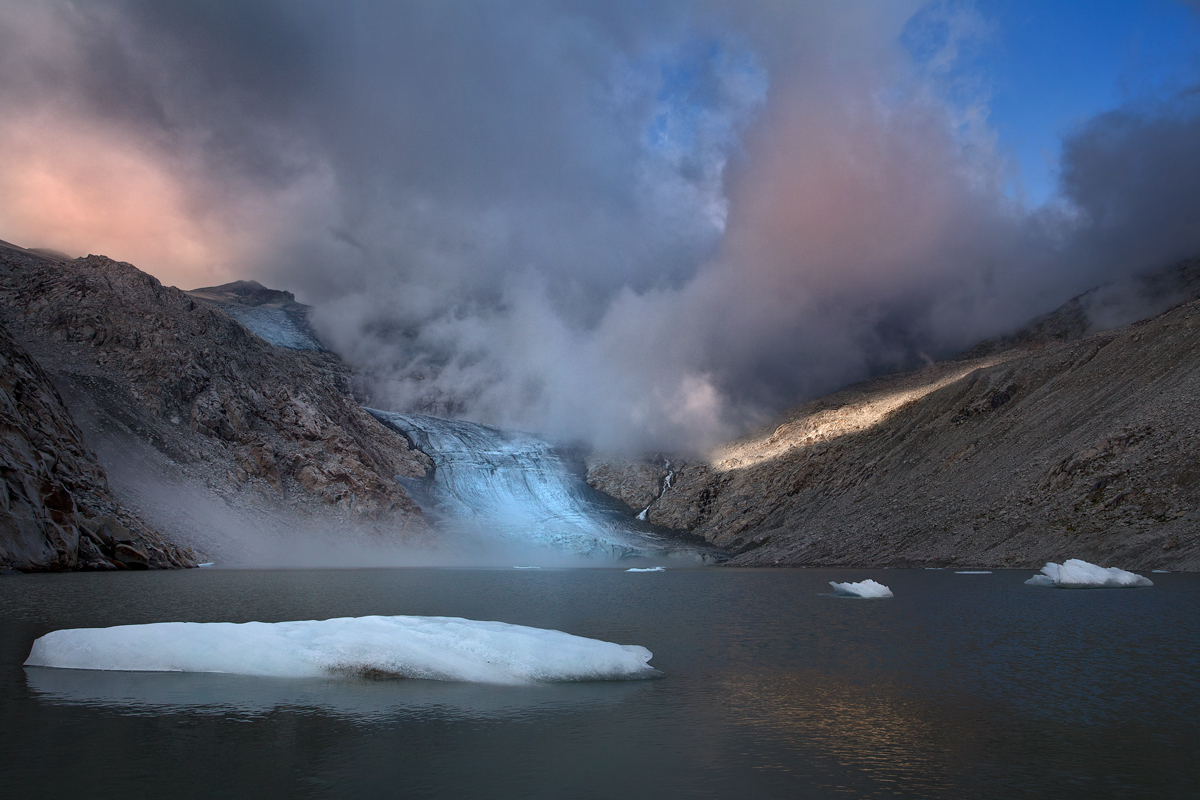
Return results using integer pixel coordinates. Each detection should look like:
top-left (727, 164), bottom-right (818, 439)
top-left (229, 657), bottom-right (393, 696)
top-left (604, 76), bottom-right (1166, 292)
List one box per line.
top-left (828, 579), bottom-right (894, 598)
top-left (1024, 559), bottom-right (1153, 588)
top-left (24, 616), bottom-right (658, 685)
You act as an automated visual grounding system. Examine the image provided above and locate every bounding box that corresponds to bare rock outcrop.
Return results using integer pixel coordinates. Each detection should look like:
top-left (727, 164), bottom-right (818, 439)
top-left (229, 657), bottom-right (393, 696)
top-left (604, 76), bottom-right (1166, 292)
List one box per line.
top-left (583, 456), bottom-right (669, 512)
top-left (590, 296), bottom-right (1200, 570)
top-left (0, 244), bottom-right (431, 560)
top-left (0, 319), bottom-right (193, 571)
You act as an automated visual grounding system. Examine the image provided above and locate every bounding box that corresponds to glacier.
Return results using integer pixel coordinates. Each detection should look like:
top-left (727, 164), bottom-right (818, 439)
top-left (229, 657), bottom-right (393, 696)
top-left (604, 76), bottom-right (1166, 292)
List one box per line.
top-left (222, 305), bottom-right (325, 351)
top-left (370, 410), bottom-right (704, 560)
top-left (24, 616), bottom-right (658, 685)
top-left (828, 579), bottom-right (894, 598)
top-left (1024, 559), bottom-right (1153, 588)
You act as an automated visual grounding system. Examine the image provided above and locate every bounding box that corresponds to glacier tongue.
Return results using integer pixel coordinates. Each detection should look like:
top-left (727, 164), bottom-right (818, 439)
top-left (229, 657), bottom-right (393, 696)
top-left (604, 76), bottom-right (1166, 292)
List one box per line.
top-left (369, 411), bottom-right (691, 559)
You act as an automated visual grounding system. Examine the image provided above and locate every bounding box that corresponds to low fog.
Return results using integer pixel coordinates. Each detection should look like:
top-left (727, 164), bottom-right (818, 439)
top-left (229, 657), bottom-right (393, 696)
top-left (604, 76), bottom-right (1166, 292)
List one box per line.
top-left (2, 1), bottom-right (1199, 452)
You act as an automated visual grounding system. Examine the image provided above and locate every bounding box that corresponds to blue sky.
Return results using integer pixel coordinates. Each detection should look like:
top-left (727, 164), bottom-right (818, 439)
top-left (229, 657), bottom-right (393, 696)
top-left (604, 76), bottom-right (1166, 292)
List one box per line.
top-left (928, 0), bottom-right (1200, 205)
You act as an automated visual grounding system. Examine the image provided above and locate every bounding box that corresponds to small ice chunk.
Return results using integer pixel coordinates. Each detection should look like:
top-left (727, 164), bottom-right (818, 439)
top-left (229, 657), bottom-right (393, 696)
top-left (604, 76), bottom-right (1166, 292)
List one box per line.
top-left (196, 563), bottom-right (215, 568)
top-left (1024, 559), bottom-right (1153, 588)
top-left (1152, 570), bottom-right (1170, 574)
top-left (828, 579), bottom-right (893, 598)
top-left (24, 616), bottom-right (658, 685)
top-left (626, 567), bottom-right (665, 572)
top-left (512, 566), bottom-right (542, 570)
top-left (955, 571), bottom-right (991, 574)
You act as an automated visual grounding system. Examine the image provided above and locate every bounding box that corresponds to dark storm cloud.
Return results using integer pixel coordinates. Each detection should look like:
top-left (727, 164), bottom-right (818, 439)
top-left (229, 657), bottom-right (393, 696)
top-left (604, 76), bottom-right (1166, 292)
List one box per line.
top-left (1, 1), bottom-right (1198, 451)
top-left (1059, 92), bottom-right (1200, 275)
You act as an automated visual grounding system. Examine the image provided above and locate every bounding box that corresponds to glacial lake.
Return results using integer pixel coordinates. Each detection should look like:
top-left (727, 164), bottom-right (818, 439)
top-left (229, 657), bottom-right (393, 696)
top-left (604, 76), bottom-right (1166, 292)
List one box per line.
top-left (1, 567), bottom-right (1197, 799)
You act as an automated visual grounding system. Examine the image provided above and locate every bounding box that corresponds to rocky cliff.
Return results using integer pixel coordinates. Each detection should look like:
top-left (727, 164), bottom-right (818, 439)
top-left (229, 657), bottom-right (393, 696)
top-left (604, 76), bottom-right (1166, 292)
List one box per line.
top-left (0, 242), bottom-right (430, 564)
top-left (0, 318), bottom-right (194, 570)
top-left (589, 283), bottom-right (1200, 570)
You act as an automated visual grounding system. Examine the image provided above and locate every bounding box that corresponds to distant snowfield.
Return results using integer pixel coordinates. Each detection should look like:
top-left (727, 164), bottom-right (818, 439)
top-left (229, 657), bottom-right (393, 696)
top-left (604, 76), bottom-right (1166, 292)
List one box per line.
top-left (25, 616), bottom-right (658, 685)
top-left (1025, 559), bottom-right (1153, 588)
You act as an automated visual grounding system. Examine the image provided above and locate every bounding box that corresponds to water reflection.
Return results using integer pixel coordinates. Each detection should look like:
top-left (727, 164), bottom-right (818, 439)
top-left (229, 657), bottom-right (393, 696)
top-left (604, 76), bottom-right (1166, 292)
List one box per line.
top-left (719, 671), bottom-right (968, 798)
top-left (3, 568), bottom-right (1198, 799)
top-left (26, 665), bottom-right (652, 722)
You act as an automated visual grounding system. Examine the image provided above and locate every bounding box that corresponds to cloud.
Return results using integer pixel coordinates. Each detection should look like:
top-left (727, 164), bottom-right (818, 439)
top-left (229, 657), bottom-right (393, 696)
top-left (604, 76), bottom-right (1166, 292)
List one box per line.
top-left (0, 1), bottom-right (1197, 451)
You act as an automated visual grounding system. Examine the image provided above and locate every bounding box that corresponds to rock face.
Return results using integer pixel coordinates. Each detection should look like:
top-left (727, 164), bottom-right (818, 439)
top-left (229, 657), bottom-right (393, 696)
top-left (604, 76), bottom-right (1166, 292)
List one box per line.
top-left (584, 456), bottom-right (669, 513)
top-left (0, 243), bottom-right (430, 562)
top-left (0, 319), bottom-right (193, 570)
top-left (589, 294), bottom-right (1200, 570)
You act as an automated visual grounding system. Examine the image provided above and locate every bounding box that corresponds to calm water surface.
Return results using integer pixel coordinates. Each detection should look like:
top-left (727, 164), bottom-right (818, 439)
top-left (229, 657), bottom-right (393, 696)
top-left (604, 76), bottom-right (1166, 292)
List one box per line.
top-left (1, 568), bottom-right (1197, 799)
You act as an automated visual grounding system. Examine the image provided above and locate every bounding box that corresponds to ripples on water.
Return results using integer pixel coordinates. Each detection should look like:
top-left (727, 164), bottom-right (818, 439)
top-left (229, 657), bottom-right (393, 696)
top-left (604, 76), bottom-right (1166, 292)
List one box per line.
top-left (1, 568), bottom-right (1197, 799)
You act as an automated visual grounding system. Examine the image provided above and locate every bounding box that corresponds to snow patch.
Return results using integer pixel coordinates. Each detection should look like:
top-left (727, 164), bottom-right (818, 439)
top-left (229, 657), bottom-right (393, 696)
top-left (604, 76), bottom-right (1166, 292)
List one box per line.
top-left (1024, 559), bottom-right (1153, 588)
top-left (25, 616), bottom-right (658, 685)
top-left (828, 579), bottom-right (894, 598)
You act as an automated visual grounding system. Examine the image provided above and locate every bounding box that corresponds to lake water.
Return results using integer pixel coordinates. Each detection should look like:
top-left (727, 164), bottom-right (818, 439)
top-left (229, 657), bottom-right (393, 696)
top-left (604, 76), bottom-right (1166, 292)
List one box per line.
top-left (1, 567), bottom-right (1196, 798)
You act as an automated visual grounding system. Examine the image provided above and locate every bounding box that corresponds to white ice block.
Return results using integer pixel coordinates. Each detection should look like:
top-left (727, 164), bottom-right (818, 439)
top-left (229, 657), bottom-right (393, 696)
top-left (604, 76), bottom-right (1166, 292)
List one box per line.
top-left (25, 616), bottom-right (658, 685)
top-left (1024, 559), bottom-right (1153, 588)
top-left (828, 579), bottom-right (894, 598)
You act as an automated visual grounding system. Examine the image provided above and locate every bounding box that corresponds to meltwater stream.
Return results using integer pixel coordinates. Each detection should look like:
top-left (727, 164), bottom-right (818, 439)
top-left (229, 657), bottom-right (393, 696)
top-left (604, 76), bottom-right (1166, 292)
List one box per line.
top-left (369, 411), bottom-right (699, 561)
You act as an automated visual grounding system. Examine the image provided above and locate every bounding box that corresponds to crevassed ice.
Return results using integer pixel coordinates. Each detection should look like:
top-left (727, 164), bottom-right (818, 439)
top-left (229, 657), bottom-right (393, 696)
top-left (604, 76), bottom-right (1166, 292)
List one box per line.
top-left (224, 306), bottom-right (323, 351)
top-left (24, 616), bottom-right (658, 685)
top-left (1024, 559), bottom-right (1153, 588)
top-left (369, 410), bottom-right (689, 559)
top-left (828, 579), bottom-right (894, 598)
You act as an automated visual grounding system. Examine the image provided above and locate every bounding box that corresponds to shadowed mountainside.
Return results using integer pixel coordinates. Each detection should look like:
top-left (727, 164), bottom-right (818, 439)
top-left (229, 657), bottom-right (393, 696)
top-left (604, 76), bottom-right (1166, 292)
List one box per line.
top-left (0, 242), bottom-right (430, 564)
top-left (588, 262), bottom-right (1200, 570)
top-left (0, 318), bottom-right (194, 570)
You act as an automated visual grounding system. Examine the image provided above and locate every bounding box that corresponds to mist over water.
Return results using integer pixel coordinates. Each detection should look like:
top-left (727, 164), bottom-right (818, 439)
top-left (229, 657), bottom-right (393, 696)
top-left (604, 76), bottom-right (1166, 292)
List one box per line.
top-left (1, 2), bottom-right (1199, 451)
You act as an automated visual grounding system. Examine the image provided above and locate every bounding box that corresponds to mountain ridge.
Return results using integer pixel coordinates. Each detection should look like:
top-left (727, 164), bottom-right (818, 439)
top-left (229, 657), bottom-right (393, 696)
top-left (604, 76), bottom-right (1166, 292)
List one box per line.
top-left (586, 259), bottom-right (1200, 570)
top-left (0, 243), bottom-right (430, 568)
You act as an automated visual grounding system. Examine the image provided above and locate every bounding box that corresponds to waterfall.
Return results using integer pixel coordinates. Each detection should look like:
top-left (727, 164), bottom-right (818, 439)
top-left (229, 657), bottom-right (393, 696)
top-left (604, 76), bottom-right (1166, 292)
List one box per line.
top-left (369, 411), bottom-right (701, 560)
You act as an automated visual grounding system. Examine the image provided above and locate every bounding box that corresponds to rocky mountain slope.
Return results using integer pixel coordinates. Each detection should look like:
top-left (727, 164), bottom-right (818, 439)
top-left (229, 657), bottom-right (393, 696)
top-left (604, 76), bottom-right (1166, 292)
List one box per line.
top-left (0, 318), bottom-right (194, 571)
top-left (0, 241), bottom-right (430, 565)
top-left (589, 268), bottom-right (1200, 570)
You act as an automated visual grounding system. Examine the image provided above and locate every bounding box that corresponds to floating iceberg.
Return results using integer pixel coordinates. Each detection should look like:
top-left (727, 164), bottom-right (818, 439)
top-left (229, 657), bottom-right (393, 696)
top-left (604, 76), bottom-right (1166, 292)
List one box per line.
top-left (828, 579), bottom-right (894, 598)
top-left (1024, 559), bottom-right (1153, 588)
top-left (955, 571), bottom-right (992, 574)
top-left (626, 567), bottom-right (665, 573)
top-left (25, 616), bottom-right (658, 685)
